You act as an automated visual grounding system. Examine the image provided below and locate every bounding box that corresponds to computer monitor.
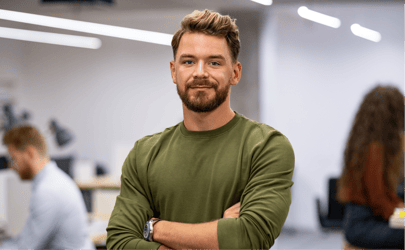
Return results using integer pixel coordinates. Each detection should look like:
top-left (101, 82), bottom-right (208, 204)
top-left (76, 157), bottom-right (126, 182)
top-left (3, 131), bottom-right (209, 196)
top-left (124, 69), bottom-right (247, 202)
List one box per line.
top-left (0, 169), bottom-right (31, 237)
top-left (0, 156), bottom-right (8, 170)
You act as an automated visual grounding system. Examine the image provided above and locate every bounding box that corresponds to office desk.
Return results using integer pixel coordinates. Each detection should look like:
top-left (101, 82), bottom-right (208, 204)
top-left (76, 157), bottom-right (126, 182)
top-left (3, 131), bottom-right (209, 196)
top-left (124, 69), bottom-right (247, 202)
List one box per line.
top-left (92, 234), bottom-right (107, 246)
top-left (88, 217), bottom-right (109, 246)
top-left (76, 176), bottom-right (121, 190)
top-left (76, 177), bottom-right (120, 246)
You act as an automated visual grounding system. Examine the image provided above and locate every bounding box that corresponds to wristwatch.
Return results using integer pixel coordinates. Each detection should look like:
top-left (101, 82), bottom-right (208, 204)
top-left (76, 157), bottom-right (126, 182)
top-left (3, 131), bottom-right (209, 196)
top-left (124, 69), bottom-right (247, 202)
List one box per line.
top-left (143, 218), bottom-right (162, 242)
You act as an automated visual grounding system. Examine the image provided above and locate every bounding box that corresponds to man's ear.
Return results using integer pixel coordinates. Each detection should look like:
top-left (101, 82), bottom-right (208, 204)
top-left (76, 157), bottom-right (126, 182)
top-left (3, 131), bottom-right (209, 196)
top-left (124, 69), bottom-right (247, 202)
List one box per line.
top-left (170, 60), bottom-right (177, 84)
top-left (230, 62), bottom-right (242, 86)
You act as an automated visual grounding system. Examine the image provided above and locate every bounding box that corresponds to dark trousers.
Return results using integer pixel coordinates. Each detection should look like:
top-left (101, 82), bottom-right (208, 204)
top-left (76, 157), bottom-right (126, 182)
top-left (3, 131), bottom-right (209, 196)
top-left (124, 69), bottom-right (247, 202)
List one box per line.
top-left (343, 202), bottom-right (404, 249)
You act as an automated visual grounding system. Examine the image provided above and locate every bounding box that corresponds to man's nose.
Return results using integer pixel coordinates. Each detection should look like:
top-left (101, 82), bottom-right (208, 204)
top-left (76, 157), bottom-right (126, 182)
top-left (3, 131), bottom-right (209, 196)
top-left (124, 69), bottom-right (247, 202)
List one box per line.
top-left (193, 61), bottom-right (208, 78)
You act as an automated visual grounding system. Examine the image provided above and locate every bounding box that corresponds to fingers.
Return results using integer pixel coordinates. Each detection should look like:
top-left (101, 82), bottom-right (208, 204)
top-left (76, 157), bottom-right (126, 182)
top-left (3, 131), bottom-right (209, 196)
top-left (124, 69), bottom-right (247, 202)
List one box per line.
top-left (228, 202), bottom-right (241, 213)
top-left (223, 202), bottom-right (241, 218)
top-left (232, 202), bottom-right (241, 215)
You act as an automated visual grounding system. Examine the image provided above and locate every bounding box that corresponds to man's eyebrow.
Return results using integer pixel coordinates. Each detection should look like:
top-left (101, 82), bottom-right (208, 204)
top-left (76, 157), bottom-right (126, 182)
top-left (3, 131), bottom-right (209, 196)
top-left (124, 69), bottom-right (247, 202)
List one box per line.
top-left (207, 55), bottom-right (226, 60)
top-left (179, 54), bottom-right (196, 59)
top-left (178, 54), bottom-right (226, 60)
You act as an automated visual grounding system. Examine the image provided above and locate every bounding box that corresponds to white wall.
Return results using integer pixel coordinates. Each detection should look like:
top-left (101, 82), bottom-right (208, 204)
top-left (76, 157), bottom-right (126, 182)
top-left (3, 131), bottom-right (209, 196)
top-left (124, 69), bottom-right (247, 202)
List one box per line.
top-left (0, 9), bottom-right (198, 176)
top-left (259, 3), bottom-right (403, 231)
top-left (0, 29), bottom-right (25, 155)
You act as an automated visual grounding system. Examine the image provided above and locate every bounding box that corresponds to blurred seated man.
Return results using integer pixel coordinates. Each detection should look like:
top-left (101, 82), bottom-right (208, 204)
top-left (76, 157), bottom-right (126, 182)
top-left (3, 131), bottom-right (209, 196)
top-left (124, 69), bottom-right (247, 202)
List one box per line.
top-left (337, 85), bottom-right (404, 249)
top-left (0, 125), bottom-right (94, 249)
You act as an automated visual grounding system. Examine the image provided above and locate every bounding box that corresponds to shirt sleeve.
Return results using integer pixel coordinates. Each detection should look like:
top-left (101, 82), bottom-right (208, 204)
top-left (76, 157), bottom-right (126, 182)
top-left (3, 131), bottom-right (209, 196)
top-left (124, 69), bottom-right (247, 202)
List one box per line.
top-left (364, 142), bottom-right (402, 221)
top-left (217, 131), bottom-right (295, 249)
top-left (106, 142), bottom-right (162, 249)
top-left (0, 189), bottom-right (60, 249)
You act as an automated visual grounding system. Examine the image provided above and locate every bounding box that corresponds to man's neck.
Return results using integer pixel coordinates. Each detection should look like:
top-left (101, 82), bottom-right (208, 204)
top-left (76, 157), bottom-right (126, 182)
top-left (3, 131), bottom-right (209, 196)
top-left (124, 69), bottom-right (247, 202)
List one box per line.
top-left (32, 157), bottom-right (51, 178)
top-left (182, 103), bottom-right (235, 131)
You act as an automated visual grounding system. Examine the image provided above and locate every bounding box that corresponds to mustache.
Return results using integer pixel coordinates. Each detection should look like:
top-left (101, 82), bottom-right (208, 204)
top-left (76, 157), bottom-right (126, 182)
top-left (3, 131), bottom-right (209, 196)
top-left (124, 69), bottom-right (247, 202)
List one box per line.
top-left (187, 79), bottom-right (216, 88)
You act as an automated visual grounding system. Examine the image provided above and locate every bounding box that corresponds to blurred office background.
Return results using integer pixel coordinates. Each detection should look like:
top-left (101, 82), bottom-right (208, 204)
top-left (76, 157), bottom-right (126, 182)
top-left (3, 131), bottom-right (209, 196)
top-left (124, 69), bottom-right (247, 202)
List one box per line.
top-left (0, 0), bottom-right (403, 248)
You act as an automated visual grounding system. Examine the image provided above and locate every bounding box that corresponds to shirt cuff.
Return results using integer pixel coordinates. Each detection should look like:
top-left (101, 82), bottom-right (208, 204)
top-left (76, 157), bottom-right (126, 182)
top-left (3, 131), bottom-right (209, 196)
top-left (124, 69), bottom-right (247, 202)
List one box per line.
top-left (124, 239), bottom-right (162, 249)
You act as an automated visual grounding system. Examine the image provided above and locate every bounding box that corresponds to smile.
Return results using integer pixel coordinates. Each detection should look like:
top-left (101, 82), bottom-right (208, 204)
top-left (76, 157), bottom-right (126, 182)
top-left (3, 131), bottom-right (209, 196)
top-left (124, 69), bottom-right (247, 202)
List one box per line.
top-left (190, 86), bottom-right (212, 89)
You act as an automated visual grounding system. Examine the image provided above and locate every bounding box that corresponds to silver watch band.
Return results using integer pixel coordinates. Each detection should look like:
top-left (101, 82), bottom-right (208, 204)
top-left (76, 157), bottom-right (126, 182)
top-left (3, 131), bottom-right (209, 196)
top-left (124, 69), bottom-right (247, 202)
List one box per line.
top-left (148, 218), bottom-right (162, 242)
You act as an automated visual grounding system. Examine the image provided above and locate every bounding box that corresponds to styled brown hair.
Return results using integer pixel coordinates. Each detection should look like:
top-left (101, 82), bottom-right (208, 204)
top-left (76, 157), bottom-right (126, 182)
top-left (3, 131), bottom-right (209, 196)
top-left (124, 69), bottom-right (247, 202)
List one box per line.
top-left (171, 9), bottom-right (240, 63)
top-left (3, 125), bottom-right (48, 156)
top-left (337, 85), bottom-right (404, 203)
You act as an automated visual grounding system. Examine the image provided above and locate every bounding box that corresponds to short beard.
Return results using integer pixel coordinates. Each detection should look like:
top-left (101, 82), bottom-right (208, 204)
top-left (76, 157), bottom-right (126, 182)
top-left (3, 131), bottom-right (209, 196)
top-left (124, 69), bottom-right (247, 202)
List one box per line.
top-left (18, 165), bottom-right (34, 180)
top-left (177, 80), bottom-right (230, 113)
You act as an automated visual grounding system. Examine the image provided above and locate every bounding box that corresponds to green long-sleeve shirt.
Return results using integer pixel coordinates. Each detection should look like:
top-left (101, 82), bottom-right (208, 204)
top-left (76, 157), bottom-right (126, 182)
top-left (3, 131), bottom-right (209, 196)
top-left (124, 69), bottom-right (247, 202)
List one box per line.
top-left (106, 112), bottom-right (294, 249)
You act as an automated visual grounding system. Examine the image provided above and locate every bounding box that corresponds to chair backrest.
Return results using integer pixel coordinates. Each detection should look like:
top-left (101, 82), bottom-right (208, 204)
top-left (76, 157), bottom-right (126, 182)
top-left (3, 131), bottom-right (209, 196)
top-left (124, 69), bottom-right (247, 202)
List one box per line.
top-left (51, 156), bottom-right (74, 179)
top-left (327, 178), bottom-right (345, 220)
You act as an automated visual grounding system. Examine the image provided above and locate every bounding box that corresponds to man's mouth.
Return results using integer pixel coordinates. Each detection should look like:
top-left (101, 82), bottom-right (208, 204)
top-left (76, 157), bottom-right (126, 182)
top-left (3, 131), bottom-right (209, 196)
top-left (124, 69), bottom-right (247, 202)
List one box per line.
top-left (190, 85), bottom-right (212, 89)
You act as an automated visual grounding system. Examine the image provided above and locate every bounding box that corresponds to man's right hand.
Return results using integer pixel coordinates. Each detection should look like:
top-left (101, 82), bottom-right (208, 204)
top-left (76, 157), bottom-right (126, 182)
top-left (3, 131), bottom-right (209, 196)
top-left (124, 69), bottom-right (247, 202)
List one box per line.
top-left (223, 202), bottom-right (241, 218)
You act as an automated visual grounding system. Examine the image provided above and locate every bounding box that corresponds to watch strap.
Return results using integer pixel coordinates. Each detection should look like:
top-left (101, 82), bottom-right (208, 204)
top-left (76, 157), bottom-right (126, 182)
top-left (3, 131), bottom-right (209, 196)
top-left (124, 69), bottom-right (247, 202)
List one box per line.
top-left (147, 218), bottom-right (162, 242)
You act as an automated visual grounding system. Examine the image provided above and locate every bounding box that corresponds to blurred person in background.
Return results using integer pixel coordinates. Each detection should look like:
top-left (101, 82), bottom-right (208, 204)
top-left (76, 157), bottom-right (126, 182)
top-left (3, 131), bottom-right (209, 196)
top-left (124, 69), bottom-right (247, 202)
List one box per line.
top-left (0, 125), bottom-right (94, 249)
top-left (337, 85), bottom-right (404, 249)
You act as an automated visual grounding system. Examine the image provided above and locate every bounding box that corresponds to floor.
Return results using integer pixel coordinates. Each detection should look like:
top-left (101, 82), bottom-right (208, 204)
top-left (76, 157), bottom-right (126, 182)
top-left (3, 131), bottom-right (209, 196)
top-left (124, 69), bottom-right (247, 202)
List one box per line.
top-left (273, 228), bottom-right (346, 249)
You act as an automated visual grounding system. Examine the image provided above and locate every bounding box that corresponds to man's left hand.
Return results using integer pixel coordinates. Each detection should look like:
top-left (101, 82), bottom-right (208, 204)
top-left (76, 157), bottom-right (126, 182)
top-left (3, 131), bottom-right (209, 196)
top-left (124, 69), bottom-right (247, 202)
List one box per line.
top-left (223, 202), bottom-right (241, 218)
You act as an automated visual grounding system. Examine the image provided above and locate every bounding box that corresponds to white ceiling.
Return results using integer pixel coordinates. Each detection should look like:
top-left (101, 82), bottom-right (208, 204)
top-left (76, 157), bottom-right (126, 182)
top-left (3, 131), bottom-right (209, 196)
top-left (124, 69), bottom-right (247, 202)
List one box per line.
top-left (0, 0), bottom-right (401, 36)
top-left (0, 0), bottom-right (400, 15)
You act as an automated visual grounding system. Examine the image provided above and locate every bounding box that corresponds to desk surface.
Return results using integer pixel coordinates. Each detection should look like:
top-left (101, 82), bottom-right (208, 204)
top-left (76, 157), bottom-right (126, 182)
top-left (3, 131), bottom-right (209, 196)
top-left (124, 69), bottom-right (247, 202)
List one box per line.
top-left (76, 176), bottom-right (121, 189)
top-left (92, 233), bottom-right (107, 246)
top-left (88, 218), bottom-right (109, 246)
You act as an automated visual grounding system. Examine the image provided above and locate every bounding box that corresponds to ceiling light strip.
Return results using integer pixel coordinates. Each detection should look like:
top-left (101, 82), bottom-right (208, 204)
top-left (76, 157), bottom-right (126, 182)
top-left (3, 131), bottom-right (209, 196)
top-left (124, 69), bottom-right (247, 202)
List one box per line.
top-left (0, 26), bottom-right (101, 49)
top-left (250, 0), bottom-right (272, 6)
top-left (0, 9), bottom-right (173, 46)
top-left (297, 6), bottom-right (341, 28)
top-left (350, 24), bottom-right (381, 43)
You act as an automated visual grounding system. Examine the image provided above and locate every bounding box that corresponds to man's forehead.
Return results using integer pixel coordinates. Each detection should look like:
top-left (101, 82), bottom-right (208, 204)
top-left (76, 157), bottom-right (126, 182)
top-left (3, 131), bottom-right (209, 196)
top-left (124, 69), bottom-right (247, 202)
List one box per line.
top-left (177, 32), bottom-right (231, 60)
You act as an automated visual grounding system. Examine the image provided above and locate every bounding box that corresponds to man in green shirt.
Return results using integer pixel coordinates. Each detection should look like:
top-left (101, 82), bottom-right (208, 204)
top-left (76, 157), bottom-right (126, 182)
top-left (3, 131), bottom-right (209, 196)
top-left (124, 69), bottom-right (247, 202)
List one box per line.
top-left (106, 9), bottom-right (294, 249)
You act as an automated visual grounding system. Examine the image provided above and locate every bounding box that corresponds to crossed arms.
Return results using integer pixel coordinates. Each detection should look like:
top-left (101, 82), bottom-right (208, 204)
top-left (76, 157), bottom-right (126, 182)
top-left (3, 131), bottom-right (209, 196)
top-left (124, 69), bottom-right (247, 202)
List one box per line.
top-left (153, 202), bottom-right (240, 249)
top-left (106, 132), bottom-right (295, 249)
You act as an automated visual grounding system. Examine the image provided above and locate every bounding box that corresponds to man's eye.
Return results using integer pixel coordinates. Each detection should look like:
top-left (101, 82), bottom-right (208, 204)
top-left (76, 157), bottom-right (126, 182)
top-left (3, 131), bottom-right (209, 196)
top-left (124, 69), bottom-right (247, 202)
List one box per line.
top-left (210, 61), bottom-right (220, 66)
top-left (183, 60), bottom-right (193, 65)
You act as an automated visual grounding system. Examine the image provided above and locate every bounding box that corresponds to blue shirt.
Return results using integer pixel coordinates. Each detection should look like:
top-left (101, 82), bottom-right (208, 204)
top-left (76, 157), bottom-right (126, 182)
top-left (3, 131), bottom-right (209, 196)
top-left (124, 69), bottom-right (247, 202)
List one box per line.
top-left (1, 161), bottom-right (95, 249)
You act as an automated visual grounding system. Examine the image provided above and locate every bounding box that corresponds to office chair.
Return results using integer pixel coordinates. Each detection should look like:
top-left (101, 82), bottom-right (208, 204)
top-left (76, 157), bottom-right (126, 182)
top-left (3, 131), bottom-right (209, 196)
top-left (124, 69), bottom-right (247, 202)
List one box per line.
top-left (315, 177), bottom-right (345, 231)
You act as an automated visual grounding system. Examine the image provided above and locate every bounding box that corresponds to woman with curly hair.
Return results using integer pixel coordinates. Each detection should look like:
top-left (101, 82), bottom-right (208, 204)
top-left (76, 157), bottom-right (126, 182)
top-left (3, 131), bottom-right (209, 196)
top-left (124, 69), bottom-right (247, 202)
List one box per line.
top-left (337, 85), bottom-right (404, 249)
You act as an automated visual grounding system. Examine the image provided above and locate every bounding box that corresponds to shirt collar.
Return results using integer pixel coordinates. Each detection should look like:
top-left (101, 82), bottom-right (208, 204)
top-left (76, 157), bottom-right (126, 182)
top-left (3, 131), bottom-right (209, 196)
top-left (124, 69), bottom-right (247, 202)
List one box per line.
top-left (32, 161), bottom-right (56, 189)
top-left (179, 111), bottom-right (241, 138)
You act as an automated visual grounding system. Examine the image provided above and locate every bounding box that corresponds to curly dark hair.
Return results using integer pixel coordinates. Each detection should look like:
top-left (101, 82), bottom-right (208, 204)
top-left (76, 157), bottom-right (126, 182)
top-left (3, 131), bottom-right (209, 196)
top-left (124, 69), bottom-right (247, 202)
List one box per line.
top-left (337, 85), bottom-right (404, 203)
